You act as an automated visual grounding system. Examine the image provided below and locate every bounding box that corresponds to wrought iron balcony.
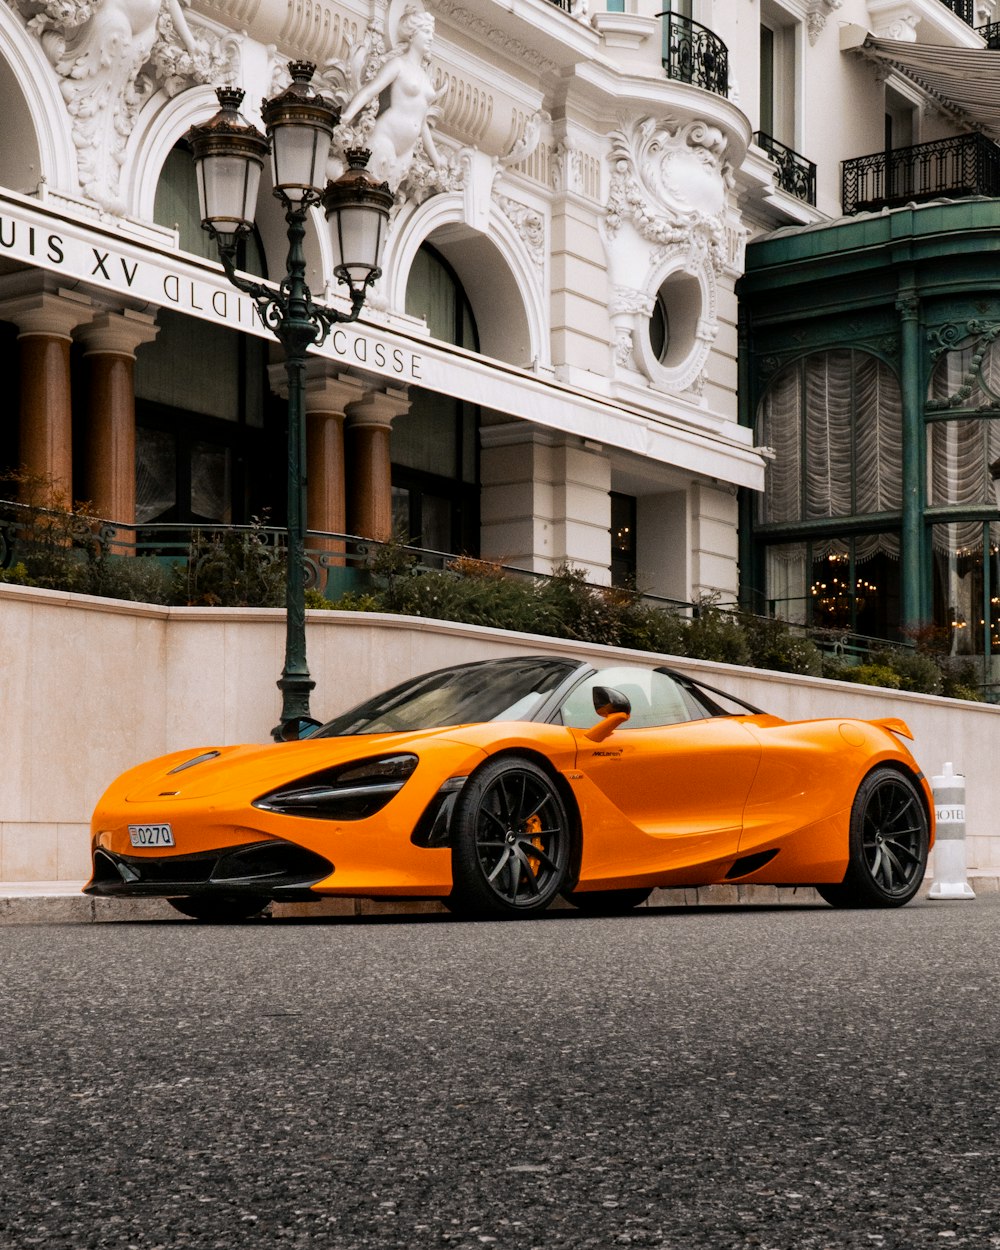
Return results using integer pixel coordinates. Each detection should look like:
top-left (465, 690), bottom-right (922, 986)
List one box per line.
top-left (842, 133), bottom-right (1000, 215)
top-left (940, 0), bottom-right (975, 24)
top-left (656, 12), bottom-right (729, 98)
top-left (753, 132), bottom-right (816, 205)
top-left (979, 20), bottom-right (1000, 48)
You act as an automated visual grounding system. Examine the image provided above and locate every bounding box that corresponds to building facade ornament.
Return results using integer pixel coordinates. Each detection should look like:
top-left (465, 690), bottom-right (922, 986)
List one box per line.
top-left (429, 0), bottom-right (559, 77)
top-left (806, 0), bottom-right (842, 45)
top-left (9, 0), bottom-right (232, 213)
top-left (333, 3), bottom-right (449, 196)
top-left (496, 195), bottom-right (545, 271)
top-left (606, 116), bottom-right (732, 275)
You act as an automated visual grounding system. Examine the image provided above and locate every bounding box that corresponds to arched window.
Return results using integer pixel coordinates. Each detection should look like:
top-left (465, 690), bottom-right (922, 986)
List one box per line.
top-left (153, 144), bottom-right (266, 276)
top-left (393, 244), bottom-right (480, 553)
top-left (136, 147), bottom-right (272, 527)
top-left (757, 349), bottom-right (902, 527)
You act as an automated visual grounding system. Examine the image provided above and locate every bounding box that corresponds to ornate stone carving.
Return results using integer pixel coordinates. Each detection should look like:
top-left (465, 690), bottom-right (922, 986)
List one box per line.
top-left (497, 195), bottom-right (545, 270)
top-left (325, 2), bottom-right (452, 200)
top-left (500, 109), bottom-right (550, 170)
top-left (806, 0), bottom-right (842, 45)
top-left (606, 117), bottom-right (732, 274)
top-left (610, 286), bottom-right (655, 318)
top-left (430, 0), bottom-right (558, 76)
top-left (10, 0), bottom-right (234, 213)
top-left (614, 329), bottom-right (634, 369)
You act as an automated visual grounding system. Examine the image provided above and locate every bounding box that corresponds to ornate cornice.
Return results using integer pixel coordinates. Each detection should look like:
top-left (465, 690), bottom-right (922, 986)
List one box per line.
top-left (9, 0), bottom-right (235, 213)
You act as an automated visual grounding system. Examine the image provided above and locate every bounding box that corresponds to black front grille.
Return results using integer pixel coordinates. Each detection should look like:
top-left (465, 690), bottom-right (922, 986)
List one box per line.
top-left (86, 840), bottom-right (332, 897)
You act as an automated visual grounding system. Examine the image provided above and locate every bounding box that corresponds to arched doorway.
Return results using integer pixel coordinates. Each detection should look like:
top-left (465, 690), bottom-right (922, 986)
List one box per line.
top-left (393, 242), bottom-right (480, 553)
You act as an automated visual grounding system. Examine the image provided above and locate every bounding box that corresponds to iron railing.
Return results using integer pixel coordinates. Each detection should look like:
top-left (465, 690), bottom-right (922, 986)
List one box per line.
top-left (940, 0), bottom-right (975, 24)
top-left (979, 19), bottom-right (1000, 47)
top-left (0, 502), bottom-right (943, 678)
top-left (753, 132), bottom-right (817, 205)
top-left (842, 132), bottom-right (1000, 215)
top-left (656, 12), bottom-right (729, 97)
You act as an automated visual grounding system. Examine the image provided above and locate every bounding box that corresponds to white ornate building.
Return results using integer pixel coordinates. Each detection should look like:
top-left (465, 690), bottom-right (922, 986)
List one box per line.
top-left (0, 0), bottom-right (995, 613)
top-left (0, 0), bottom-right (782, 607)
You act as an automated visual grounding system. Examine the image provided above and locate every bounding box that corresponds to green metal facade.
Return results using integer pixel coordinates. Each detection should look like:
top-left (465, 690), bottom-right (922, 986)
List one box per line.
top-left (739, 199), bottom-right (1000, 677)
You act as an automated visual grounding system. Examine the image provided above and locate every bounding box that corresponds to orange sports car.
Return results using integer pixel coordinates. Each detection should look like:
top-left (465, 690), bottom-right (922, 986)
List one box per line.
top-left (85, 655), bottom-right (934, 920)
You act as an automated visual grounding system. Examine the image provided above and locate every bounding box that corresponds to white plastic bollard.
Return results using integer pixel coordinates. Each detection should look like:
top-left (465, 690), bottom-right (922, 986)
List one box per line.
top-left (928, 761), bottom-right (976, 900)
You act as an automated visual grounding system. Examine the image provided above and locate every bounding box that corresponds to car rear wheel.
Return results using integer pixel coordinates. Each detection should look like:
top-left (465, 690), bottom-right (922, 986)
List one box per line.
top-left (167, 894), bottom-right (271, 922)
top-left (817, 767), bottom-right (929, 909)
top-left (449, 757), bottom-right (571, 918)
top-left (564, 887), bottom-right (652, 914)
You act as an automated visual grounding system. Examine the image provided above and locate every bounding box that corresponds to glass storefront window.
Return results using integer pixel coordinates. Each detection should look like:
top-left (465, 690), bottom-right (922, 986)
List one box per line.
top-left (756, 350), bottom-right (902, 525)
top-left (927, 417), bottom-right (1000, 509)
top-left (762, 536), bottom-right (900, 637)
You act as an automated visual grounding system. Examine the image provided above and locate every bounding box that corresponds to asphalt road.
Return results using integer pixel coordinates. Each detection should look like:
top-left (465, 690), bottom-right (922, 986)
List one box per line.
top-left (2, 896), bottom-right (1000, 1250)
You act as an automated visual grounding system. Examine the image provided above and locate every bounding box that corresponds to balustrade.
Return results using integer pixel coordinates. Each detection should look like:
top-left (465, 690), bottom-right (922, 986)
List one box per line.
top-left (753, 133), bottom-right (816, 205)
top-left (842, 133), bottom-right (1000, 215)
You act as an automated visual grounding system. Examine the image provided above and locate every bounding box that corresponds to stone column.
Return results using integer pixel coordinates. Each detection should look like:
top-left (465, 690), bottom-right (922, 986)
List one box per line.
top-left (480, 423), bottom-right (612, 583)
top-left (303, 364), bottom-right (368, 537)
top-left (76, 310), bottom-right (159, 528)
top-left (345, 385), bottom-right (410, 542)
top-left (0, 283), bottom-right (94, 505)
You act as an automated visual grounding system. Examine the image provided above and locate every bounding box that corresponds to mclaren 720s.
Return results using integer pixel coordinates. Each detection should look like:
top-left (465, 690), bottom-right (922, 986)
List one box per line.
top-left (85, 654), bottom-right (934, 920)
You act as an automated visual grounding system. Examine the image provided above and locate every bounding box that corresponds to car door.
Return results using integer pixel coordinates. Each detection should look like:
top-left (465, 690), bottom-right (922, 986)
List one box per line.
top-left (558, 667), bottom-right (762, 882)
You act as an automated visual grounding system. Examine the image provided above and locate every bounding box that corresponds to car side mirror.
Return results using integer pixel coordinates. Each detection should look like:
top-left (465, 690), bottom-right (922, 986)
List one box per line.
top-left (585, 686), bottom-right (631, 742)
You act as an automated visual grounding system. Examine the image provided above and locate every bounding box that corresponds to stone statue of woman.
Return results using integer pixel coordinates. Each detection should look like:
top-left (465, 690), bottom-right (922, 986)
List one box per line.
top-left (340, 6), bottom-right (446, 192)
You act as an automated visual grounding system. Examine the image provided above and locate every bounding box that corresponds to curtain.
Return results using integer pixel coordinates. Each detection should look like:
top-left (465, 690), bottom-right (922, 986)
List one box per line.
top-left (757, 350), bottom-right (902, 556)
top-left (929, 419), bottom-right (1000, 551)
top-left (765, 542), bottom-right (807, 623)
top-left (757, 364), bottom-right (801, 524)
top-left (804, 351), bottom-right (853, 519)
top-left (854, 352), bottom-right (902, 513)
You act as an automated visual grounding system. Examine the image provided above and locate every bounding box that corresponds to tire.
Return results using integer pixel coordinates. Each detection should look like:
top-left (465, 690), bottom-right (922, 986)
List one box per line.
top-left (564, 887), bottom-right (652, 914)
top-left (449, 757), bottom-right (571, 918)
top-left (167, 894), bottom-right (271, 922)
top-left (817, 767), bottom-right (929, 909)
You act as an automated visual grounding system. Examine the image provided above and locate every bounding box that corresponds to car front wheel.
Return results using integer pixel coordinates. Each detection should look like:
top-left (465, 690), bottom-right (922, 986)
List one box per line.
top-left (449, 757), bottom-right (571, 918)
top-left (817, 767), bottom-right (929, 909)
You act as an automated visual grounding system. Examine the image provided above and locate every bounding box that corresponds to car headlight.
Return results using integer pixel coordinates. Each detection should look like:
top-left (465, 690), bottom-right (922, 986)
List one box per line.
top-left (252, 754), bottom-right (418, 820)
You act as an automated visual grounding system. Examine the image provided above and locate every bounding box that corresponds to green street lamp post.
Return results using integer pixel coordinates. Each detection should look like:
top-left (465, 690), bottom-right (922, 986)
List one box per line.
top-left (185, 65), bottom-right (393, 741)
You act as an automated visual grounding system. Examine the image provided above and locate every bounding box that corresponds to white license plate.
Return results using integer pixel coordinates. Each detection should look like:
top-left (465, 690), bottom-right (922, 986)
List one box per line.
top-left (128, 823), bottom-right (175, 848)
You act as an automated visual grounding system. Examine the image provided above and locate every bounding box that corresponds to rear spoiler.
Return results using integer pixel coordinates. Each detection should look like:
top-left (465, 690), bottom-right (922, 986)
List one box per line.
top-left (870, 717), bottom-right (914, 741)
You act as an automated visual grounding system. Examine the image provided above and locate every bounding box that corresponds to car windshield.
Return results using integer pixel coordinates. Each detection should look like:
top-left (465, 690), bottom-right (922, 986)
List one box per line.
top-left (314, 657), bottom-right (581, 737)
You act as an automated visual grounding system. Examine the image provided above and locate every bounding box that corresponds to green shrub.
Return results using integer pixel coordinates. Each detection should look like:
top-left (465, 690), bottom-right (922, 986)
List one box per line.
top-left (86, 555), bottom-right (173, 605)
top-left (874, 648), bottom-right (943, 696)
top-left (740, 613), bottom-right (824, 677)
top-left (175, 520), bottom-right (285, 607)
top-left (840, 663), bottom-right (902, 690)
top-left (685, 597), bottom-right (751, 666)
top-left (0, 561), bottom-right (35, 586)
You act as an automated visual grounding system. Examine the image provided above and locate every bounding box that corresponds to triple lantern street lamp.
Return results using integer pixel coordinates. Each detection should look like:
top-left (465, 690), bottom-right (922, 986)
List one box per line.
top-left (185, 63), bottom-right (394, 742)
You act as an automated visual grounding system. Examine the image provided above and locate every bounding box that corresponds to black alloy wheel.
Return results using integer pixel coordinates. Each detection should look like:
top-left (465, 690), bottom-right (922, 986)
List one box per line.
top-left (817, 767), bottom-right (929, 909)
top-left (167, 894), bottom-right (271, 922)
top-left (449, 757), bottom-right (571, 918)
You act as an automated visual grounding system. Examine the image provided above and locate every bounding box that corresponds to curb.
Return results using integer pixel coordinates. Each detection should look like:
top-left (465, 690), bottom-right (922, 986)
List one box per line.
top-left (4, 878), bottom-right (996, 924)
top-left (0, 883), bottom-right (834, 924)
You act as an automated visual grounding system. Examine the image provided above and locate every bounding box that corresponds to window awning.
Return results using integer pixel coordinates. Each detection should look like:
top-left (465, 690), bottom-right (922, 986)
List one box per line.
top-left (841, 26), bottom-right (1000, 143)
